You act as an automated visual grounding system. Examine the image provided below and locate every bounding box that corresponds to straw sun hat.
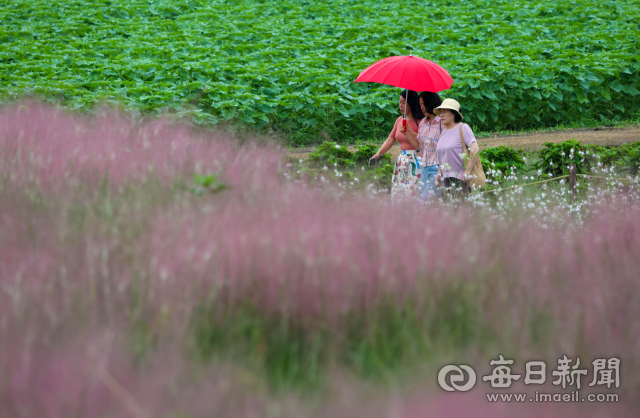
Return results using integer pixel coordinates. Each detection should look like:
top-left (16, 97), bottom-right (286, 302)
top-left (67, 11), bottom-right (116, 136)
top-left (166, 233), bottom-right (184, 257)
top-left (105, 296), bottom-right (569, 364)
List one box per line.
top-left (433, 98), bottom-right (463, 119)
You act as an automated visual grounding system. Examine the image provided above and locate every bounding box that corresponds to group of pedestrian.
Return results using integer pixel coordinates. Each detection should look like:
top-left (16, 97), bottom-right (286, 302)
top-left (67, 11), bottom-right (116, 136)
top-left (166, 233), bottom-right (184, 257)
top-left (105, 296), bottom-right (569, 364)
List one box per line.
top-left (371, 90), bottom-right (480, 200)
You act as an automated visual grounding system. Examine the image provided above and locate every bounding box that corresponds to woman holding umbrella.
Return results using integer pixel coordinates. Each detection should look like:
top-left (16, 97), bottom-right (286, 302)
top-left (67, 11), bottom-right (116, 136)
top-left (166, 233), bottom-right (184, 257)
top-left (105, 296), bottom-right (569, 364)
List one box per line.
top-left (370, 89), bottom-right (424, 198)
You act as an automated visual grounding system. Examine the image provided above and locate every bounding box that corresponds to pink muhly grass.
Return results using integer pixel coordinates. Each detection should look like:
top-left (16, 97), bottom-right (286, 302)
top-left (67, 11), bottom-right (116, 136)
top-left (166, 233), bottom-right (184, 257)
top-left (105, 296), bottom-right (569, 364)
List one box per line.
top-left (149, 188), bottom-right (640, 363)
top-left (1, 104), bottom-right (639, 417)
top-left (1, 333), bottom-right (278, 418)
top-left (0, 102), bottom-right (281, 193)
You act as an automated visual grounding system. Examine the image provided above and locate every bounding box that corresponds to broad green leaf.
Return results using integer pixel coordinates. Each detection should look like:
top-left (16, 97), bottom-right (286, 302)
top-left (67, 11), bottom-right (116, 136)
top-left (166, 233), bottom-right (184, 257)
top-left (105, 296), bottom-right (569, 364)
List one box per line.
top-left (2, 0), bottom-right (639, 145)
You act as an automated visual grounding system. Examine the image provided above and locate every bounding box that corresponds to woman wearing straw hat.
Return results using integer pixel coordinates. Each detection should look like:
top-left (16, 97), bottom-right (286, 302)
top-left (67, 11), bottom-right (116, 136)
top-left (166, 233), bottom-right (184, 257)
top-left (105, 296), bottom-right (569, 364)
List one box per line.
top-left (371, 89), bottom-right (424, 199)
top-left (433, 99), bottom-right (480, 196)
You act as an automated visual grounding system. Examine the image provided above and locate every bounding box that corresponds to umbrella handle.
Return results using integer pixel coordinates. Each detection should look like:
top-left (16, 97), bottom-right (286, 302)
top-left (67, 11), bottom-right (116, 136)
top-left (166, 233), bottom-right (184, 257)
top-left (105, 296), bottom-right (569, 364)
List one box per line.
top-left (400, 89), bottom-right (408, 133)
top-left (403, 89), bottom-right (410, 120)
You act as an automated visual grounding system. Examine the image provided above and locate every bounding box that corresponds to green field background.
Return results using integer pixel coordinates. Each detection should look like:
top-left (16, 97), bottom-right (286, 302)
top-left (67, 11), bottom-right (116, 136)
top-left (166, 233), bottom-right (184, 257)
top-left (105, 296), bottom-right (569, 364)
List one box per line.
top-left (2, 0), bottom-right (639, 144)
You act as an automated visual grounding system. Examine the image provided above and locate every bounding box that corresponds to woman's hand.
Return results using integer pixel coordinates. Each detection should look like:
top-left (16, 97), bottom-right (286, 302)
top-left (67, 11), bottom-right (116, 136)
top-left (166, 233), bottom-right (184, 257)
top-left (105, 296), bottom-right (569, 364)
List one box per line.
top-left (434, 167), bottom-right (443, 186)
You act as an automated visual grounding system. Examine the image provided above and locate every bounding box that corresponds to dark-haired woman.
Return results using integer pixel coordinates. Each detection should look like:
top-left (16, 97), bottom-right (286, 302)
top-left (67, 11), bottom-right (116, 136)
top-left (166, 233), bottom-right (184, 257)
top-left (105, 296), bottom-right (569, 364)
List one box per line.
top-left (371, 89), bottom-right (424, 199)
top-left (433, 98), bottom-right (480, 196)
top-left (404, 92), bottom-right (443, 199)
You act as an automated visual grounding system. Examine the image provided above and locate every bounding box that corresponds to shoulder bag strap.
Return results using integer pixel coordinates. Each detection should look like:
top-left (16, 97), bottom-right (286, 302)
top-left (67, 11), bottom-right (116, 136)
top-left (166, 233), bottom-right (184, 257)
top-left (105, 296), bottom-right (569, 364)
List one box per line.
top-left (459, 123), bottom-right (469, 155)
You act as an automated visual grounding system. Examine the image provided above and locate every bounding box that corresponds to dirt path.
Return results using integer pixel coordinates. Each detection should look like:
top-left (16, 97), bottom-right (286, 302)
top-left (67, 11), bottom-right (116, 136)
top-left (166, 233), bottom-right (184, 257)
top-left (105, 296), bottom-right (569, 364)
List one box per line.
top-left (476, 125), bottom-right (640, 149)
top-left (287, 125), bottom-right (640, 162)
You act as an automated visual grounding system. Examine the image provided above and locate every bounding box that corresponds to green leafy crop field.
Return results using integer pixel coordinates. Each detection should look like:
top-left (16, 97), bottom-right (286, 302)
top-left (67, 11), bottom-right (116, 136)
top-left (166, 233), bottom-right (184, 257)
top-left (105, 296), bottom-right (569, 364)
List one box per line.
top-left (1, 0), bottom-right (639, 145)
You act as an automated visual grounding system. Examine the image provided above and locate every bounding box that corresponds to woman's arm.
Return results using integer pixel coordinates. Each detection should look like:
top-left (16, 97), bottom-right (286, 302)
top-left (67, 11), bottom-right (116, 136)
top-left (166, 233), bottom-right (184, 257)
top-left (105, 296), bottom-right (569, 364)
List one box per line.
top-left (372, 134), bottom-right (396, 159)
top-left (372, 118), bottom-right (399, 159)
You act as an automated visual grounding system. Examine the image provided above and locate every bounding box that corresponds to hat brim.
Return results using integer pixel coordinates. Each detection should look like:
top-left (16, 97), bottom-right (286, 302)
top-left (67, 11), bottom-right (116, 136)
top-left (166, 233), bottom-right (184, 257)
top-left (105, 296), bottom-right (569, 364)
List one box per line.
top-left (434, 106), bottom-right (463, 120)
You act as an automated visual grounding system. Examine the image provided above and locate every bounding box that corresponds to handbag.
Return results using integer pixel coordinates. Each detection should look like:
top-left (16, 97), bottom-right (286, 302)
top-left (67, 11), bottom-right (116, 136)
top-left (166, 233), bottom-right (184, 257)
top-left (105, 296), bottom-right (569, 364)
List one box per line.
top-left (459, 124), bottom-right (486, 190)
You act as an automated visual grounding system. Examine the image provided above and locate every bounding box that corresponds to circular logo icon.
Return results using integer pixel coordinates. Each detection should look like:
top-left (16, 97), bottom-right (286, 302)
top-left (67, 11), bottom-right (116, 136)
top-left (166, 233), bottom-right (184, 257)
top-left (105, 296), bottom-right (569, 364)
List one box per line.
top-left (438, 364), bottom-right (477, 392)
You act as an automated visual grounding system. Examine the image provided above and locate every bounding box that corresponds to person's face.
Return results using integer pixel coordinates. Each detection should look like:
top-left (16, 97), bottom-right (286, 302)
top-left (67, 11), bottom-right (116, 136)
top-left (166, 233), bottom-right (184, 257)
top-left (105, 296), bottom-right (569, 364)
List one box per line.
top-left (399, 96), bottom-right (406, 115)
top-left (440, 109), bottom-right (455, 125)
top-left (419, 98), bottom-right (427, 115)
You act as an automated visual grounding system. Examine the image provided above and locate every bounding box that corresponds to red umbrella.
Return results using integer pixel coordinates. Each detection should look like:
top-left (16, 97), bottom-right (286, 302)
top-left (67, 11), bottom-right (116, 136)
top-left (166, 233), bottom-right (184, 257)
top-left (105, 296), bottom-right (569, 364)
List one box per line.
top-left (354, 54), bottom-right (453, 92)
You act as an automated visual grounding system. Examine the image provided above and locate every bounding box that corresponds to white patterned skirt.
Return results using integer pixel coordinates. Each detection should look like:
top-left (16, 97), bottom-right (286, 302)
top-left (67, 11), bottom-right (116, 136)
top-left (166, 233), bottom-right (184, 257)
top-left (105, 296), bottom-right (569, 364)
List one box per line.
top-left (391, 150), bottom-right (421, 199)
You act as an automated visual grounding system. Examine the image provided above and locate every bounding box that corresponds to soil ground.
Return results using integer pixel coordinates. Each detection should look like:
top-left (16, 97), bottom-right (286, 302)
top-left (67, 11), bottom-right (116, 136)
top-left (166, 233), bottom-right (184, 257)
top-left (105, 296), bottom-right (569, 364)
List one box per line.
top-left (286, 125), bottom-right (640, 162)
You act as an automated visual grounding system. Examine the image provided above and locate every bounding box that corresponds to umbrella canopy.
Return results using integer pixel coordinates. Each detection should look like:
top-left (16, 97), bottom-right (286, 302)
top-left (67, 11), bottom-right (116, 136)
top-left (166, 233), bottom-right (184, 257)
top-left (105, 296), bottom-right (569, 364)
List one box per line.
top-left (354, 55), bottom-right (453, 92)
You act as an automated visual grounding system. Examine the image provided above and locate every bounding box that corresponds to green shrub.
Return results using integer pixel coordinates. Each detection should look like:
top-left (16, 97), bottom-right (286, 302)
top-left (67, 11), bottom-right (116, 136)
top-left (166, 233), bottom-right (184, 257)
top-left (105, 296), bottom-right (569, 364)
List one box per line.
top-left (307, 142), bottom-right (392, 168)
top-left (533, 139), bottom-right (591, 177)
top-left (290, 142), bottom-right (393, 192)
top-left (587, 143), bottom-right (640, 174)
top-left (618, 144), bottom-right (640, 174)
top-left (307, 142), bottom-right (355, 167)
top-left (586, 144), bottom-right (621, 166)
top-left (480, 146), bottom-right (526, 182)
top-left (353, 144), bottom-right (388, 165)
top-left (359, 161), bottom-right (394, 192)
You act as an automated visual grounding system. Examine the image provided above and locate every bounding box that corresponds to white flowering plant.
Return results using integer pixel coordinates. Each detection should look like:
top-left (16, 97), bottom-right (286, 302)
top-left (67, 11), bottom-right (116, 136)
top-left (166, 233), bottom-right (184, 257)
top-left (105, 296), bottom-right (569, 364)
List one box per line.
top-left (533, 139), bottom-right (592, 177)
top-left (478, 146), bottom-right (526, 183)
top-left (286, 142), bottom-right (393, 192)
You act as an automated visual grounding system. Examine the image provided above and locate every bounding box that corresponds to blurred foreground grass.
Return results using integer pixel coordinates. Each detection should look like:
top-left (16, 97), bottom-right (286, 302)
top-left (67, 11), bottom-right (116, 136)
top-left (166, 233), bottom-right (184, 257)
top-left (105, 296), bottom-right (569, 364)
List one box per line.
top-left (1, 104), bottom-right (638, 417)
